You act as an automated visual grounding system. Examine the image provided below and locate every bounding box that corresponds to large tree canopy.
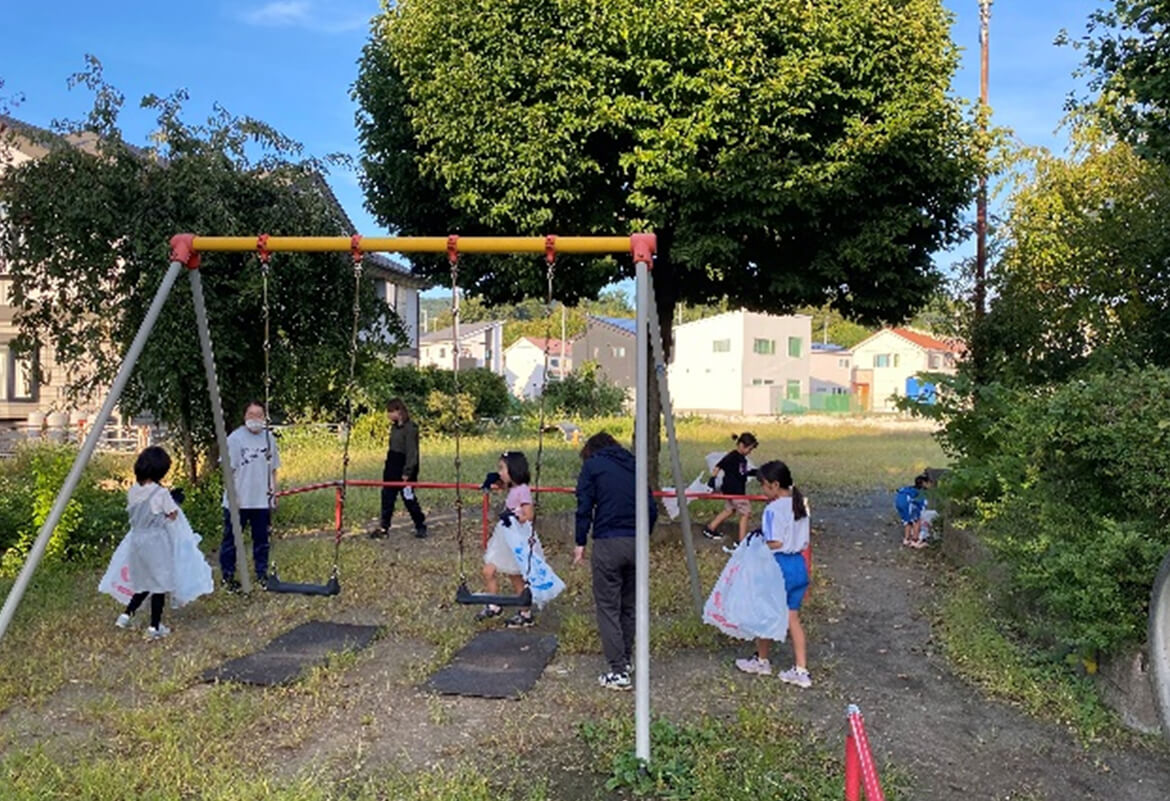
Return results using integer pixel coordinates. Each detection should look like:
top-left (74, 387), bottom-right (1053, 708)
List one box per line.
top-left (1075, 0), bottom-right (1170, 167)
top-left (0, 59), bottom-right (401, 479)
top-left (980, 123), bottom-right (1170, 385)
top-left (356, 0), bottom-right (976, 331)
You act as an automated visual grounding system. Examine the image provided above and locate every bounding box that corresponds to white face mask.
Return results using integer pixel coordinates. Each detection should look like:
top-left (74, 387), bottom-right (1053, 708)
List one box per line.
top-left (245, 418), bottom-right (265, 434)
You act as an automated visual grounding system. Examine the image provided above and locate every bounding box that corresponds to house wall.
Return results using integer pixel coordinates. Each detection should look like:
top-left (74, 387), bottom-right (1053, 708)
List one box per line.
top-left (572, 322), bottom-right (634, 388)
top-left (419, 324), bottom-right (504, 373)
top-left (851, 331), bottom-right (932, 412)
top-left (741, 312), bottom-right (812, 412)
top-left (668, 311), bottom-right (811, 415)
top-left (504, 340), bottom-right (571, 399)
top-left (668, 312), bottom-right (744, 413)
top-left (810, 350), bottom-right (853, 394)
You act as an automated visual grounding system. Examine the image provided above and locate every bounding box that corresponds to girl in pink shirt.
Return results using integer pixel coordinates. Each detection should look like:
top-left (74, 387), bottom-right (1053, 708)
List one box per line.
top-left (476, 451), bottom-right (541, 627)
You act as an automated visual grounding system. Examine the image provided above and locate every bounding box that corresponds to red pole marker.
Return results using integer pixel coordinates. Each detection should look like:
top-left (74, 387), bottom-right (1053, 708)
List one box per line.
top-left (845, 704), bottom-right (886, 801)
top-left (334, 485), bottom-right (343, 531)
top-left (845, 730), bottom-right (861, 801)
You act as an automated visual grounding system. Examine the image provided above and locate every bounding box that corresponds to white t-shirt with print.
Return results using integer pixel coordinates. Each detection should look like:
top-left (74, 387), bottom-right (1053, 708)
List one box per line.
top-left (221, 426), bottom-right (281, 509)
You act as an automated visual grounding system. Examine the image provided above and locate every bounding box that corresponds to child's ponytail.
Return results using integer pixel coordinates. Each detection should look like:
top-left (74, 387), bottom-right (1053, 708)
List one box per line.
top-left (792, 486), bottom-right (808, 521)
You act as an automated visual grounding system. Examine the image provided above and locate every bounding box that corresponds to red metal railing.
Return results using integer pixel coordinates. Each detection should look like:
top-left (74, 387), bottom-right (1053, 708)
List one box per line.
top-left (844, 705), bottom-right (885, 801)
top-left (273, 480), bottom-right (812, 571)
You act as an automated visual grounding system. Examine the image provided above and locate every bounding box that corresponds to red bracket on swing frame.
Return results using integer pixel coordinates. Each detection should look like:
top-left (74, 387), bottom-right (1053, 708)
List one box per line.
top-left (169, 233), bottom-right (201, 270)
top-left (350, 234), bottom-right (363, 264)
top-left (447, 234), bottom-right (459, 264)
top-left (257, 234), bottom-right (271, 264)
top-left (630, 232), bottom-right (656, 267)
top-left (544, 234), bottom-right (557, 265)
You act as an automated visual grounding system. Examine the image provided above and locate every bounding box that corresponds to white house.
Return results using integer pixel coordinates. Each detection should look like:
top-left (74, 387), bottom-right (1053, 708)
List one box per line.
top-left (419, 320), bottom-right (505, 375)
top-left (849, 327), bottom-right (963, 412)
top-left (504, 337), bottom-right (572, 399)
top-left (668, 310), bottom-right (812, 415)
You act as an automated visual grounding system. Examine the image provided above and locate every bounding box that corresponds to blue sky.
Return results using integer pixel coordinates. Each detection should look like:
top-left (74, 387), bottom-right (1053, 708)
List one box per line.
top-left (1, 0), bottom-right (1101, 295)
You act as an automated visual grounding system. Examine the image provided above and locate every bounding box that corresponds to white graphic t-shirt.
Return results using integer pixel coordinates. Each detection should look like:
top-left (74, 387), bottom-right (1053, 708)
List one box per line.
top-left (221, 426), bottom-right (281, 509)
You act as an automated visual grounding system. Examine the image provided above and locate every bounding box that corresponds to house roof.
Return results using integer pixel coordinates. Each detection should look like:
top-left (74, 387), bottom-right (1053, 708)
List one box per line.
top-left (421, 319), bottom-right (505, 344)
top-left (516, 337), bottom-right (572, 357)
top-left (854, 327), bottom-right (965, 355)
top-left (811, 343), bottom-right (848, 353)
top-left (589, 315), bottom-right (637, 336)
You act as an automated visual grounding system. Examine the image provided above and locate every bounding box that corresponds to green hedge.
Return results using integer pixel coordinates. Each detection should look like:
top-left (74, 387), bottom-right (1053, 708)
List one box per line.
top-left (938, 366), bottom-right (1170, 653)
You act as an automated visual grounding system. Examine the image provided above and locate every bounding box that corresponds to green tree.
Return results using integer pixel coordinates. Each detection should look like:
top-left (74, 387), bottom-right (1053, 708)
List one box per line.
top-left (979, 125), bottom-right (1170, 384)
top-left (356, 0), bottom-right (976, 475)
top-left (0, 58), bottom-right (402, 480)
top-left (1073, 0), bottom-right (1170, 166)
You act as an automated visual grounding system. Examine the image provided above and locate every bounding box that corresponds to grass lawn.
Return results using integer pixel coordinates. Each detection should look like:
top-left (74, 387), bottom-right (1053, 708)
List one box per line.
top-left (0, 418), bottom-right (937, 799)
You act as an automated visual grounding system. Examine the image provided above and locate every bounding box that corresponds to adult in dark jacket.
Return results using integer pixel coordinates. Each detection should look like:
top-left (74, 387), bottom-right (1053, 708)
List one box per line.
top-left (372, 398), bottom-right (427, 539)
top-left (574, 432), bottom-right (658, 690)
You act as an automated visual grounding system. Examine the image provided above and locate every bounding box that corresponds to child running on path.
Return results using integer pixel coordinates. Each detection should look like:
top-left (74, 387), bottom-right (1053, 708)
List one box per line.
top-left (99, 446), bottom-right (212, 639)
top-left (701, 432), bottom-right (759, 542)
top-left (735, 459), bottom-right (812, 688)
top-left (475, 451), bottom-right (541, 628)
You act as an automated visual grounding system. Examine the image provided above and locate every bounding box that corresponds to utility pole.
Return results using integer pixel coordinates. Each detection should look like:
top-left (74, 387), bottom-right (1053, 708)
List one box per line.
top-left (560, 303), bottom-right (567, 380)
top-left (975, 0), bottom-right (991, 325)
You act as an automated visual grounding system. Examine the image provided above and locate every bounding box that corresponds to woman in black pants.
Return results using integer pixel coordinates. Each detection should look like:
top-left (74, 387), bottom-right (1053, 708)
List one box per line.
top-left (372, 398), bottom-right (428, 539)
top-left (573, 432), bottom-right (657, 690)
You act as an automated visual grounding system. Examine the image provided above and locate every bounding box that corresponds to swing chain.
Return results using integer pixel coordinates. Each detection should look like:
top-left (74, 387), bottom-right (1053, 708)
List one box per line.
top-left (448, 237), bottom-right (465, 584)
top-left (257, 236), bottom-right (281, 579)
top-left (533, 237), bottom-right (556, 518)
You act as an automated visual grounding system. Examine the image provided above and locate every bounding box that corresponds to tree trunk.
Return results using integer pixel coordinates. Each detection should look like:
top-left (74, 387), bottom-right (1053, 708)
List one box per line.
top-left (181, 424), bottom-right (198, 484)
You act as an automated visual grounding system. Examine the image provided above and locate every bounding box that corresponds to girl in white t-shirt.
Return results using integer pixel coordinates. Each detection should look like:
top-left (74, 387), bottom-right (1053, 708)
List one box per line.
top-left (734, 460), bottom-right (813, 688)
top-left (475, 451), bottom-right (542, 628)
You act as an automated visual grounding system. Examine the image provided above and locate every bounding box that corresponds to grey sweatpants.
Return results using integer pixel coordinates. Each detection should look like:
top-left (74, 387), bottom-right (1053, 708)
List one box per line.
top-left (591, 536), bottom-right (636, 673)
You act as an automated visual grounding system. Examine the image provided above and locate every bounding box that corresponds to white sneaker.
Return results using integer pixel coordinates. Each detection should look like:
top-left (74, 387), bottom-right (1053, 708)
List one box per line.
top-left (734, 656), bottom-right (772, 675)
top-left (598, 671), bottom-right (632, 690)
top-left (115, 613), bottom-right (135, 629)
top-left (779, 666), bottom-right (812, 689)
top-left (145, 624), bottom-right (171, 640)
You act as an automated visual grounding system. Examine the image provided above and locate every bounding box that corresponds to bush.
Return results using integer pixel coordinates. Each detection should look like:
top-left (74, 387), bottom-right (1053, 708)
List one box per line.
top-left (938, 366), bottom-right (1170, 654)
top-left (542, 361), bottom-right (626, 418)
top-left (0, 444), bottom-right (128, 576)
top-left (355, 362), bottom-right (511, 421)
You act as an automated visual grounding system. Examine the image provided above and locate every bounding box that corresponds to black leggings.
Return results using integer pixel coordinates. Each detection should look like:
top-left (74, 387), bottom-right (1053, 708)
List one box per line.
top-left (125, 592), bottom-right (165, 628)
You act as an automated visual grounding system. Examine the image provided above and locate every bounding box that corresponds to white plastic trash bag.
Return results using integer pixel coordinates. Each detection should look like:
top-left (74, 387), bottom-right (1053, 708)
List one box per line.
top-left (703, 535), bottom-right (789, 642)
top-left (170, 511), bottom-right (213, 607)
top-left (661, 474), bottom-right (712, 520)
top-left (499, 520), bottom-right (566, 608)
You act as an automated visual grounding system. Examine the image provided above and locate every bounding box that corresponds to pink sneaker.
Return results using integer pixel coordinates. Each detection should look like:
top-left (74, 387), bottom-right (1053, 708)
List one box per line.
top-left (734, 656), bottom-right (772, 676)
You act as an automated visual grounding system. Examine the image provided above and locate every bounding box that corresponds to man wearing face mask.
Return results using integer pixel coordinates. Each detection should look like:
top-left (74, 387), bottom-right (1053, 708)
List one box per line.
top-left (219, 400), bottom-right (281, 591)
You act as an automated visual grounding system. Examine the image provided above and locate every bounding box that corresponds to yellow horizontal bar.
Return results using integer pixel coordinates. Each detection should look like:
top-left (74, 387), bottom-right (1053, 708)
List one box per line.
top-left (189, 235), bottom-right (634, 255)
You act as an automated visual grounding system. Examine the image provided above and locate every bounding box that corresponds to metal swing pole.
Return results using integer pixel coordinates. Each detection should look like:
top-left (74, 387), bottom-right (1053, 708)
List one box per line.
top-left (189, 264), bottom-right (251, 594)
top-left (0, 260), bottom-right (185, 645)
top-left (645, 278), bottom-right (704, 616)
top-left (632, 234), bottom-right (655, 764)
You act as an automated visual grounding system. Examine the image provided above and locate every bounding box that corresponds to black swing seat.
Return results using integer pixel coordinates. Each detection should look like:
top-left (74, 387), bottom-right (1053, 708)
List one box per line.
top-left (455, 581), bottom-right (532, 608)
top-left (265, 569), bottom-right (341, 597)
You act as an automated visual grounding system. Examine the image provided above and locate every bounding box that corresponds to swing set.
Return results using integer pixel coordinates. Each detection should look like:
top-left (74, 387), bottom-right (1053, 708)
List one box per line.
top-left (0, 230), bottom-right (706, 764)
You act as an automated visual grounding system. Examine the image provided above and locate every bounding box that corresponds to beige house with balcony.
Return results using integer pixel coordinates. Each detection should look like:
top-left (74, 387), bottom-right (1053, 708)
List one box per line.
top-left (668, 310), bottom-right (812, 415)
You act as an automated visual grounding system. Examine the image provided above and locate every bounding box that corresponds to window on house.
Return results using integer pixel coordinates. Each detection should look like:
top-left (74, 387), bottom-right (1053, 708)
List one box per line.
top-left (752, 378), bottom-right (762, 386)
top-left (838, 358), bottom-right (850, 368)
top-left (874, 354), bottom-right (890, 368)
top-left (0, 279), bottom-right (9, 307)
top-left (928, 353), bottom-right (941, 369)
top-left (439, 347), bottom-right (446, 359)
top-left (788, 337), bottom-right (801, 357)
top-left (10, 348), bottom-right (35, 402)
top-left (549, 357), bottom-right (559, 367)
top-left (893, 353), bottom-right (901, 368)
top-left (752, 338), bottom-right (775, 355)
top-left (712, 339), bottom-right (731, 353)
top-left (786, 380), bottom-right (801, 400)
top-left (612, 346), bottom-right (626, 358)
top-left (593, 347), bottom-right (600, 358)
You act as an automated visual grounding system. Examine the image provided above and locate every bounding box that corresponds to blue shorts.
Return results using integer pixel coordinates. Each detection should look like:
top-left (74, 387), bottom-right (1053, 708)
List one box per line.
top-left (895, 494), bottom-right (922, 524)
top-left (773, 552), bottom-right (809, 611)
